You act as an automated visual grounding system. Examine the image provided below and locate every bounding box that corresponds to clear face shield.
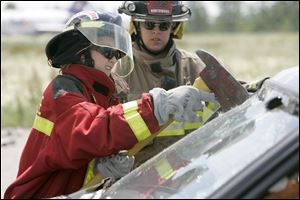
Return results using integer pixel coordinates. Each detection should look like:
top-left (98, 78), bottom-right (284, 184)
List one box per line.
top-left (64, 21), bottom-right (134, 78)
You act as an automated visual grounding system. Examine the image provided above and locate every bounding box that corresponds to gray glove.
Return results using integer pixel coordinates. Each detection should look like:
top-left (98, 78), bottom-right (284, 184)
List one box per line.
top-left (150, 86), bottom-right (216, 126)
top-left (95, 151), bottom-right (135, 179)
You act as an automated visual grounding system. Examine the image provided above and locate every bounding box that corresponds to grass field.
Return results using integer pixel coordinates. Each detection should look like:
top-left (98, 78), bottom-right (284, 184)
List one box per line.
top-left (1, 32), bottom-right (299, 128)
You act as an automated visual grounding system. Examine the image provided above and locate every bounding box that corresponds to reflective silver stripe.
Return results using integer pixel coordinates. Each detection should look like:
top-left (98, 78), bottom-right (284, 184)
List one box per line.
top-left (123, 101), bottom-right (151, 142)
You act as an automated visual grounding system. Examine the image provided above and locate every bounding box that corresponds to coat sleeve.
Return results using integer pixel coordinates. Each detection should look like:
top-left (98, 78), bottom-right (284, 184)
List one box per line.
top-left (51, 91), bottom-right (160, 168)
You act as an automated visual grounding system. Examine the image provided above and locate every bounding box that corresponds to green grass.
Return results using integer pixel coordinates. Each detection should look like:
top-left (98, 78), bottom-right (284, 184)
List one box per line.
top-left (176, 32), bottom-right (299, 81)
top-left (1, 32), bottom-right (299, 128)
top-left (1, 34), bottom-right (58, 128)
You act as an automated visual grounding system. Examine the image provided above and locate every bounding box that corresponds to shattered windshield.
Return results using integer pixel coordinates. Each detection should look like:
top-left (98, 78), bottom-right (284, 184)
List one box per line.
top-left (101, 82), bottom-right (299, 199)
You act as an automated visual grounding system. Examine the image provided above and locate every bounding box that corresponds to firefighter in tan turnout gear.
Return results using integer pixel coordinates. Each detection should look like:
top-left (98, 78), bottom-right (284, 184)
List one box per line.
top-left (118, 1), bottom-right (209, 167)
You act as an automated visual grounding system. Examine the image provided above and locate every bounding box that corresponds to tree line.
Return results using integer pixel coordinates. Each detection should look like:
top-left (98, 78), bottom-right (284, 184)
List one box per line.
top-left (185, 1), bottom-right (299, 32)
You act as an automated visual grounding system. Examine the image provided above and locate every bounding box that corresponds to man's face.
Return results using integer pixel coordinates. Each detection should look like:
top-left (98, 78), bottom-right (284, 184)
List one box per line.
top-left (139, 21), bottom-right (173, 53)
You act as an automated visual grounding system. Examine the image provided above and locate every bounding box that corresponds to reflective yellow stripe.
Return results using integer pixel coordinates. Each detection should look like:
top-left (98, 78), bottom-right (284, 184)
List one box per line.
top-left (158, 110), bottom-right (204, 136)
top-left (203, 102), bottom-right (220, 122)
top-left (32, 115), bottom-right (54, 136)
top-left (184, 121), bottom-right (202, 130)
top-left (207, 102), bottom-right (216, 110)
top-left (245, 81), bottom-right (258, 90)
top-left (249, 83), bottom-right (257, 89)
top-left (157, 102), bottom-right (220, 137)
top-left (154, 158), bottom-right (176, 180)
top-left (82, 159), bottom-right (95, 187)
top-left (158, 121), bottom-right (184, 136)
top-left (157, 129), bottom-right (185, 136)
top-left (123, 101), bottom-right (151, 142)
top-left (203, 106), bottom-right (214, 121)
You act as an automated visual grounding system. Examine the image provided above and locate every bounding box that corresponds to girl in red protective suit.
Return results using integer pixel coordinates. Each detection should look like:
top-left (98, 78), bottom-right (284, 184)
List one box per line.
top-left (4, 10), bottom-right (214, 199)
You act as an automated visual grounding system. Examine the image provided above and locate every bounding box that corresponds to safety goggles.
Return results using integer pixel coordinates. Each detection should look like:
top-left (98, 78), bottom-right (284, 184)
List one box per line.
top-left (94, 46), bottom-right (125, 60)
top-left (140, 21), bottom-right (172, 31)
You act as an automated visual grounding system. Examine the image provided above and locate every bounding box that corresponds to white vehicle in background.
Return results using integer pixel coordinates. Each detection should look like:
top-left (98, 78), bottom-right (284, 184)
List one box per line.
top-left (1, 1), bottom-right (124, 35)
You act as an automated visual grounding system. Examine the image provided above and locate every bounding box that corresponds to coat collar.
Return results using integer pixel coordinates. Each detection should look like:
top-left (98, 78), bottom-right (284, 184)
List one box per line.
top-left (61, 64), bottom-right (116, 106)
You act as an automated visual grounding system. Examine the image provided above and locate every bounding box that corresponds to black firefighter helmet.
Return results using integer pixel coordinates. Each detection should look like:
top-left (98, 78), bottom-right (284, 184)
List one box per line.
top-left (45, 10), bottom-right (134, 77)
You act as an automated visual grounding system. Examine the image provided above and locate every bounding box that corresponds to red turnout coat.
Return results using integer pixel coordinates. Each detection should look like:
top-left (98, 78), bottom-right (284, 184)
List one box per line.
top-left (5, 64), bottom-right (159, 198)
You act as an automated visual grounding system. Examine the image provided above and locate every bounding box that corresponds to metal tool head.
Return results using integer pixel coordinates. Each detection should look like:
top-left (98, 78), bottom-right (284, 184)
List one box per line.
top-left (196, 49), bottom-right (249, 112)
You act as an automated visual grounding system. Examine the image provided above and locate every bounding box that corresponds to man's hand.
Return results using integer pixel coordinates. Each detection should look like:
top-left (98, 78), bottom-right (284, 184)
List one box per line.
top-left (150, 86), bottom-right (216, 126)
top-left (95, 151), bottom-right (135, 179)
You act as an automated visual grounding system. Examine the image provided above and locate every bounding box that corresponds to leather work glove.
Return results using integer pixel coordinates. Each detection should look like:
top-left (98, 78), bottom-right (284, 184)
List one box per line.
top-left (150, 86), bottom-right (216, 126)
top-left (95, 150), bottom-right (135, 179)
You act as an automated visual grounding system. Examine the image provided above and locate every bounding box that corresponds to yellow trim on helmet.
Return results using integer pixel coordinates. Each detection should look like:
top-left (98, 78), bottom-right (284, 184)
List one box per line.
top-left (63, 21), bottom-right (105, 32)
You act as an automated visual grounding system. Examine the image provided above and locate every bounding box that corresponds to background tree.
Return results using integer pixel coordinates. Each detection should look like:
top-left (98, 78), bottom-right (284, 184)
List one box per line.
top-left (185, 1), bottom-right (299, 33)
top-left (212, 1), bottom-right (242, 32)
top-left (186, 2), bottom-right (209, 32)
